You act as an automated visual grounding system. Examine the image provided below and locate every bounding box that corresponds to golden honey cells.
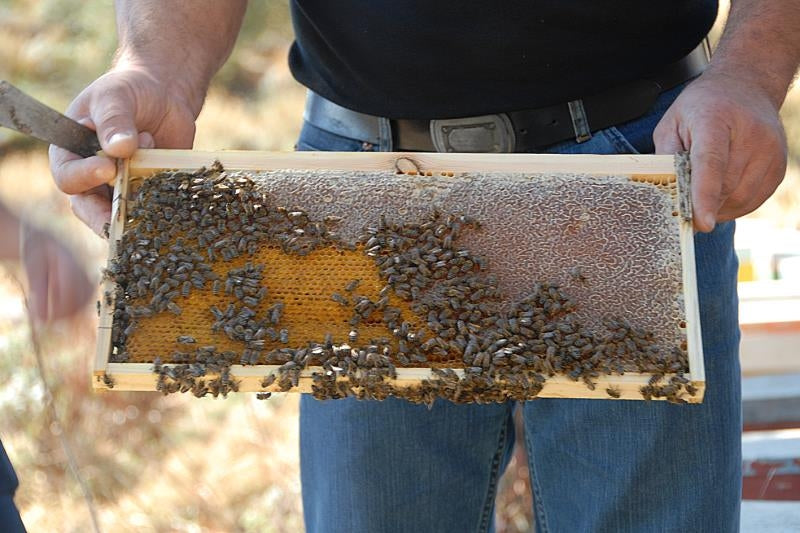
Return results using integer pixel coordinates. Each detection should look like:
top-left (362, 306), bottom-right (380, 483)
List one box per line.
top-left (106, 161), bottom-right (694, 403)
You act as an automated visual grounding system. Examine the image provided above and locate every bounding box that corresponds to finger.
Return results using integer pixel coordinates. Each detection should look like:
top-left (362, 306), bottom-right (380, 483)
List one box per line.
top-left (50, 243), bottom-right (95, 320)
top-left (28, 264), bottom-right (50, 323)
top-left (49, 144), bottom-right (117, 194)
top-left (689, 124), bottom-right (731, 232)
top-left (718, 154), bottom-right (782, 221)
top-left (19, 227), bottom-right (50, 322)
top-left (69, 188), bottom-right (113, 237)
top-left (715, 151), bottom-right (750, 214)
top-left (139, 131), bottom-right (156, 149)
top-left (653, 115), bottom-right (685, 155)
top-left (88, 85), bottom-right (140, 158)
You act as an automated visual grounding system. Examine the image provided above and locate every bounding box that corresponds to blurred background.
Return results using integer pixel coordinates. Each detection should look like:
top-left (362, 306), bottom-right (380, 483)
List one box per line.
top-left (0, 1), bottom-right (798, 531)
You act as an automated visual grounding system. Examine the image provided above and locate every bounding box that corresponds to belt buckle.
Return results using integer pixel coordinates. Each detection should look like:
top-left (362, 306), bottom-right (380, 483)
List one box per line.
top-left (430, 114), bottom-right (516, 153)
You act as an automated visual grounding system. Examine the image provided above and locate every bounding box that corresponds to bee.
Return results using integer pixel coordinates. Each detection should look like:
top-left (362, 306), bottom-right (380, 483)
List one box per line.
top-left (249, 339), bottom-right (265, 350)
top-left (192, 382), bottom-right (209, 398)
top-left (344, 279), bottom-right (361, 292)
top-left (331, 292), bottom-right (349, 306)
top-left (639, 385), bottom-right (654, 401)
top-left (269, 303), bottom-right (285, 325)
top-left (279, 329), bottom-right (289, 344)
top-left (101, 372), bottom-right (115, 389)
top-left (166, 302), bottom-right (182, 315)
top-left (256, 392), bottom-right (272, 400)
top-left (648, 373), bottom-right (664, 386)
top-left (242, 296), bottom-right (260, 307)
top-left (349, 330), bottom-right (358, 343)
top-left (177, 335), bottom-right (196, 344)
top-left (568, 266), bottom-right (586, 283)
top-left (606, 386), bottom-right (621, 399)
top-left (670, 374), bottom-right (690, 385)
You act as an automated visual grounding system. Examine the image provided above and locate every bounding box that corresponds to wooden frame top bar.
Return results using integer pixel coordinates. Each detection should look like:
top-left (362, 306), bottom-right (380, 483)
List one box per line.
top-left (129, 149), bottom-right (677, 175)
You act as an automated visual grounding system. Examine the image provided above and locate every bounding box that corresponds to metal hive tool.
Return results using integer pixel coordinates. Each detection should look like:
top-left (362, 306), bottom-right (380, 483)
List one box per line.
top-left (94, 150), bottom-right (703, 403)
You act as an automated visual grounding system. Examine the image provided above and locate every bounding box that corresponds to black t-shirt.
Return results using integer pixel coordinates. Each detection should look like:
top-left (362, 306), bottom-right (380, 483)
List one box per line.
top-left (288, 1), bottom-right (717, 119)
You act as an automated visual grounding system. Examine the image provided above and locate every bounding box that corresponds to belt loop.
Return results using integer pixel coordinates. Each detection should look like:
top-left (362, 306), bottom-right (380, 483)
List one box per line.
top-left (567, 99), bottom-right (592, 143)
top-left (377, 117), bottom-right (393, 152)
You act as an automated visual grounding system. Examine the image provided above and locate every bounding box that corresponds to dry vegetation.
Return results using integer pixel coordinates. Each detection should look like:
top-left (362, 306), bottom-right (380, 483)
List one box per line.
top-left (0, 1), bottom-right (797, 532)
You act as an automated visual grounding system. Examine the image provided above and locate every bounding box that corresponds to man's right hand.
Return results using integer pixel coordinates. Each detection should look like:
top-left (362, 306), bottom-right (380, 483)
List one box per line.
top-left (49, 66), bottom-right (198, 236)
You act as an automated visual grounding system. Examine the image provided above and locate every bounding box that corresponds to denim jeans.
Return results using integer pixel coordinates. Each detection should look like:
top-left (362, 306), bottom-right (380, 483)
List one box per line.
top-left (0, 441), bottom-right (24, 532)
top-left (297, 84), bottom-right (741, 533)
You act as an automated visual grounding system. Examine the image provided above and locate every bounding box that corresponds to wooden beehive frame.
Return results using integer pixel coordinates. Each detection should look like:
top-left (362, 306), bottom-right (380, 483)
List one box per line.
top-left (94, 150), bottom-right (704, 402)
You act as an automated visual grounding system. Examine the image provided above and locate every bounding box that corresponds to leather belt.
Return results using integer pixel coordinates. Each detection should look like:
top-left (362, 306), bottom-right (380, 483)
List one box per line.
top-left (304, 40), bottom-right (710, 153)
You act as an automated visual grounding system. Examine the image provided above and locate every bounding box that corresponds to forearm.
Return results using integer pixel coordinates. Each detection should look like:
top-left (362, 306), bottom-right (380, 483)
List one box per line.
top-left (113, 0), bottom-right (247, 115)
top-left (708, 0), bottom-right (800, 107)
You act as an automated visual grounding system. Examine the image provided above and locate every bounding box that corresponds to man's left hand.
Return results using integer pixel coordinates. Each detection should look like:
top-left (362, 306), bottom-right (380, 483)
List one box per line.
top-left (653, 71), bottom-right (788, 233)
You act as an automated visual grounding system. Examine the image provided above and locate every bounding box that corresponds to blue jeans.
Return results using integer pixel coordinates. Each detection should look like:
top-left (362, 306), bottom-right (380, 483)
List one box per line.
top-left (297, 84), bottom-right (741, 533)
top-left (0, 441), bottom-right (24, 532)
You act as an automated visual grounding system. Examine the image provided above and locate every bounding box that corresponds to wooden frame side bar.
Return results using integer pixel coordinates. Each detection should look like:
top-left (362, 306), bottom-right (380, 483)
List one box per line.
top-left (93, 158), bottom-right (129, 384)
top-left (675, 155), bottom-right (705, 400)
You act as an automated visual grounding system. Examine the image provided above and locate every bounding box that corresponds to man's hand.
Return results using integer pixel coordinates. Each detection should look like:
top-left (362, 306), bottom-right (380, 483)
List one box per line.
top-left (49, 0), bottom-right (247, 236)
top-left (653, 0), bottom-right (799, 233)
top-left (20, 223), bottom-right (94, 322)
top-left (49, 67), bottom-right (197, 236)
top-left (653, 71), bottom-right (787, 232)
top-left (0, 202), bottom-right (93, 322)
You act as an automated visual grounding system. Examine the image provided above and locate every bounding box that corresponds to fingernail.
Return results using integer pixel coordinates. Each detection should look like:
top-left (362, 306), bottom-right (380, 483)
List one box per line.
top-left (107, 132), bottom-right (134, 147)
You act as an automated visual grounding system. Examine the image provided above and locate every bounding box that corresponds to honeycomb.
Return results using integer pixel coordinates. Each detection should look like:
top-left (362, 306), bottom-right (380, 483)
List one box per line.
top-left (248, 169), bottom-right (684, 344)
top-left (106, 158), bottom-right (695, 403)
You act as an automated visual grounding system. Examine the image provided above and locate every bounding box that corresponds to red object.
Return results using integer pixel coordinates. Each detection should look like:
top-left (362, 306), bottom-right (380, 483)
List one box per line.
top-left (742, 459), bottom-right (800, 500)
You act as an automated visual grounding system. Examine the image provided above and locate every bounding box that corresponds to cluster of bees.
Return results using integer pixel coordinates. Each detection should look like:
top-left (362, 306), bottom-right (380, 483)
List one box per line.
top-left (106, 163), bottom-right (695, 404)
top-left (318, 211), bottom-right (693, 404)
top-left (153, 347), bottom-right (240, 397)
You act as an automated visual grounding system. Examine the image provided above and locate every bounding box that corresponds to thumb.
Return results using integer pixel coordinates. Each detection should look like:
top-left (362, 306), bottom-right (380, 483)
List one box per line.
top-left (89, 85), bottom-right (140, 159)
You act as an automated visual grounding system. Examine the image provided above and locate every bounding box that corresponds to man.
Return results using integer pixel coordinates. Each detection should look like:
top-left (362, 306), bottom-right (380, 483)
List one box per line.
top-left (50, 1), bottom-right (799, 531)
top-left (0, 202), bottom-right (95, 532)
